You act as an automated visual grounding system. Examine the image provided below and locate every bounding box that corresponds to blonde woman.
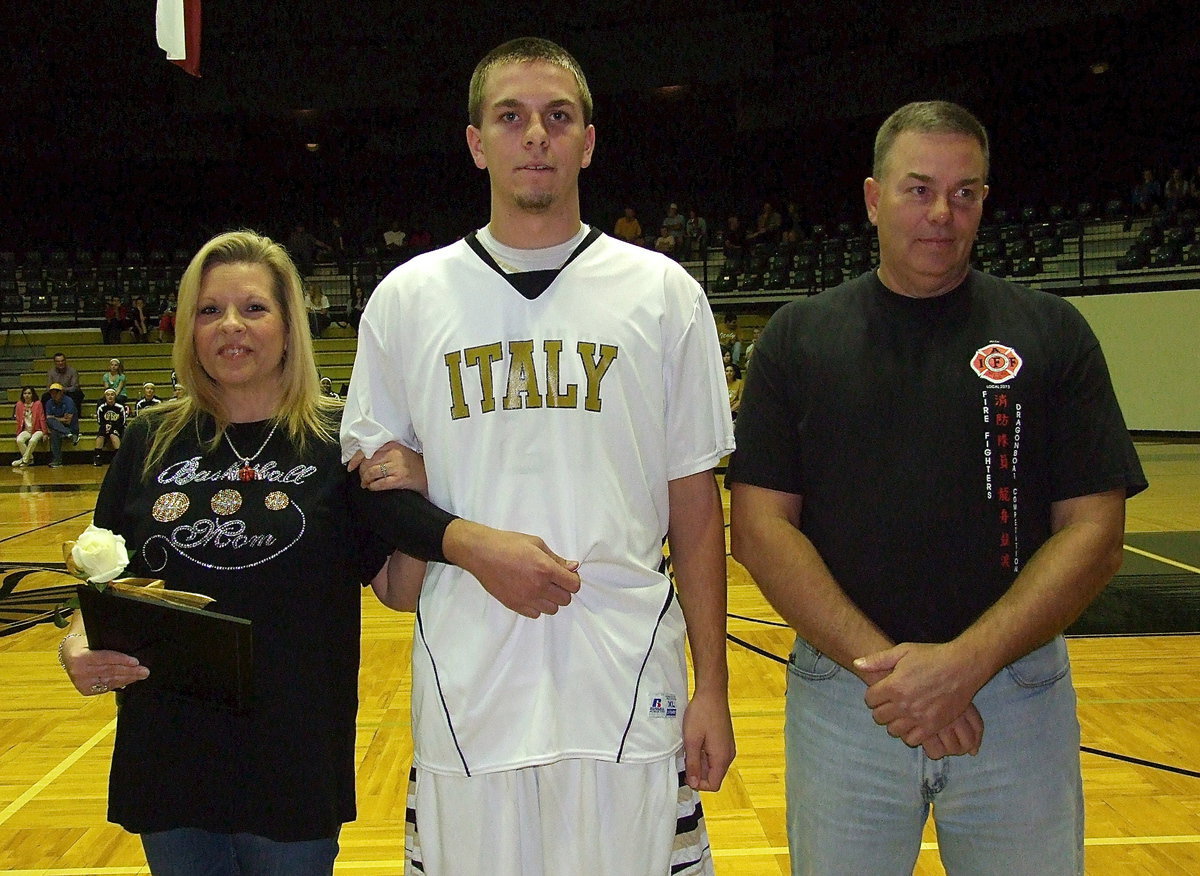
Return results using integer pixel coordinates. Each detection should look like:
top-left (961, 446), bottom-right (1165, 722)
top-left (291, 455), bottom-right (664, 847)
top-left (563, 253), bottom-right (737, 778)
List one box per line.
top-left (57, 231), bottom-right (453, 875)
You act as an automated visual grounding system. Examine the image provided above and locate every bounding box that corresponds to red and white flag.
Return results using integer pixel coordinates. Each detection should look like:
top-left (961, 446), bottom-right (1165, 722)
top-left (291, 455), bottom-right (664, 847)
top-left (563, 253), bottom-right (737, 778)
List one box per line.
top-left (156, 0), bottom-right (202, 77)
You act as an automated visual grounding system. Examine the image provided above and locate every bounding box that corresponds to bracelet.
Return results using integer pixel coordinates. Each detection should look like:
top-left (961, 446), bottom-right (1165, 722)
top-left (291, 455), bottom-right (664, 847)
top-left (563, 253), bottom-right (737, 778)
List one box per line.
top-left (58, 632), bottom-right (85, 672)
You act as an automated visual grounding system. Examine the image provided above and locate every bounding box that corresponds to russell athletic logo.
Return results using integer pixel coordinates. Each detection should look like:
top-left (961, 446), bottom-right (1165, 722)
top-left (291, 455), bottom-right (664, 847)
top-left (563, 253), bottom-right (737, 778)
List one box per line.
top-left (971, 344), bottom-right (1023, 383)
top-left (649, 693), bottom-right (678, 718)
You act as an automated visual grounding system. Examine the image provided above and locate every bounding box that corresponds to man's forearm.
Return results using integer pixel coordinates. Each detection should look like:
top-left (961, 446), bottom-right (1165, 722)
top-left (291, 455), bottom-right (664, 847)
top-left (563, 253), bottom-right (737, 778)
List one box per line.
top-left (948, 488), bottom-right (1127, 685)
top-left (729, 483), bottom-right (891, 678)
top-left (667, 471), bottom-right (729, 692)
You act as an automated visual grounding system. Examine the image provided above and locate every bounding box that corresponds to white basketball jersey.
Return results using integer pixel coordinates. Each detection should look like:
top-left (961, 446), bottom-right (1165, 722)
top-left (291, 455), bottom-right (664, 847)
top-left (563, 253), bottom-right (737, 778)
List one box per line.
top-left (343, 229), bottom-right (733, 775)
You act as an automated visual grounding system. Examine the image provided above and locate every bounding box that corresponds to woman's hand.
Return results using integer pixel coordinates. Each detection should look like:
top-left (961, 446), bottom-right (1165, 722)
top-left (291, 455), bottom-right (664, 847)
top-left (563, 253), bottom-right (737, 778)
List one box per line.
top-left (347, 441), bottom-right (428, 494)
top-left (60, 632), bottom-right (149, 696)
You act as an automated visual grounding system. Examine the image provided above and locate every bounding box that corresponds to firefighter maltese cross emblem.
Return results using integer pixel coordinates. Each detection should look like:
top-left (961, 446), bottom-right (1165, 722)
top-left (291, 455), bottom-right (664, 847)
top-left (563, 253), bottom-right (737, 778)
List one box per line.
top-left (970, 344), bottom-right (1023, 383)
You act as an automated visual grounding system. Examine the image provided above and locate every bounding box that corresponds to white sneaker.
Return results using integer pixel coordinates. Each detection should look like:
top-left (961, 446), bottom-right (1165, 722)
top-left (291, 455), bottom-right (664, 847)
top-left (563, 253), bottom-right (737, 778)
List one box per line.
top-left (11, 459), bottom-right (23, 467)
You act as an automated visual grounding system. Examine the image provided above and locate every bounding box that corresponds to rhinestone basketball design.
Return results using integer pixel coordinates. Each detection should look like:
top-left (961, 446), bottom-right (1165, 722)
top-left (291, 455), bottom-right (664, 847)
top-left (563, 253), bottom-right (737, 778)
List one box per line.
top-left (152, 492), bottom-right (190, 523)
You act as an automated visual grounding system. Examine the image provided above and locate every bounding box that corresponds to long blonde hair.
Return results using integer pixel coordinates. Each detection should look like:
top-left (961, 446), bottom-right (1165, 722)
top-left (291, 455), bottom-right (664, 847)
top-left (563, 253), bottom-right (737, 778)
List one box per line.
top-left (141, 230), bottom-right (340, 477)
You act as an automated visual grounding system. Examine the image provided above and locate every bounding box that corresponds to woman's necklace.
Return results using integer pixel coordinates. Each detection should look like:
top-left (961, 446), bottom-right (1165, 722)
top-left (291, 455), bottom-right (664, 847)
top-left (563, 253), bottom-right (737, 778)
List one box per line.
top-left (224, 422), bottom-right (279, 482)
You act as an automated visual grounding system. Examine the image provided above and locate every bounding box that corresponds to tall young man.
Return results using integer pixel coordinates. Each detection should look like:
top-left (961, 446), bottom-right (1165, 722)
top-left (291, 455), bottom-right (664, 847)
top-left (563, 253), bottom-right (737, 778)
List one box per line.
top-left (342, 38), bottom-right (734, 876)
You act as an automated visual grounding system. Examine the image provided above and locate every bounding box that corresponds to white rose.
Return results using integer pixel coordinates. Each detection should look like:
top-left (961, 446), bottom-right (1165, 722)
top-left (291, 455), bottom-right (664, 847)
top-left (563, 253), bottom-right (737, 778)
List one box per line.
top-left (72, 524), bottom-right (130, 584)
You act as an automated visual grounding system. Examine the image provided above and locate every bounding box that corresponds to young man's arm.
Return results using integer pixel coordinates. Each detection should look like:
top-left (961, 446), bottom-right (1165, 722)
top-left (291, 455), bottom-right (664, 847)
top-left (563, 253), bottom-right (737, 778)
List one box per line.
top-left (730, 482), bottom-right (983, 758)
top-left (858, 487), bottom-right (1126, 745)
top-left (668, 469), bottom-right (735, 791)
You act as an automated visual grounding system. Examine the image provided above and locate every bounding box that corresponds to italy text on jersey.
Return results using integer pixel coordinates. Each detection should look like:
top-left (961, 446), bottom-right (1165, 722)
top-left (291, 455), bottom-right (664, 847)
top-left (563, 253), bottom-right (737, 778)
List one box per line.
top-left (444, 339), bottom-right (619, 419)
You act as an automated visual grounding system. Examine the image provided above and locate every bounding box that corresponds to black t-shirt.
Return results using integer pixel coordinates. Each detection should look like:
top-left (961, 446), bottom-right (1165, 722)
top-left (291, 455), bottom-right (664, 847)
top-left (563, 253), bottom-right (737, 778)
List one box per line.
top-left (94, 413), bottom-right (387, 841)
top-left (728, 270), bottom-right (1147, 643)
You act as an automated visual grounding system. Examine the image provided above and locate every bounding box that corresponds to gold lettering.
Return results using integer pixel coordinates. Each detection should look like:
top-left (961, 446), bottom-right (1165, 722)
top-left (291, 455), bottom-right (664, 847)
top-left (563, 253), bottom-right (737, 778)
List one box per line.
top-left (503, 340), bottom-right (544, 410)
top-left (543, 340), bottom-right (577, 408)
top-left (577, 342), bottom-right (618, 413)
top-left (444, 350), bottom-right (470, 420)
top-left (464, 342), bottom-right (504, 414)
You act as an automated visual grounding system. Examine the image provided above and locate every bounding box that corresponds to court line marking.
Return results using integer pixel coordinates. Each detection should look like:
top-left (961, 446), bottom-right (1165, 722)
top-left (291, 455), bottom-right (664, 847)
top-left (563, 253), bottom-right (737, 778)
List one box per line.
top-left (0, 717), bottom-right (116, 828)
top-left (0, 509), bottom-right (92, 545)
top-left (1122, 544), bottom-right (1200, 575)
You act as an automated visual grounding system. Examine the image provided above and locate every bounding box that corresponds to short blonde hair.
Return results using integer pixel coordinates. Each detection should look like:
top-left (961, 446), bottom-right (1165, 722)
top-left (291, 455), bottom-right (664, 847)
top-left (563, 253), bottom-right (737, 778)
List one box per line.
top-left (468, 37), bottom-right (592, 128)
top-left (141, 230), bottom-right (339, 477)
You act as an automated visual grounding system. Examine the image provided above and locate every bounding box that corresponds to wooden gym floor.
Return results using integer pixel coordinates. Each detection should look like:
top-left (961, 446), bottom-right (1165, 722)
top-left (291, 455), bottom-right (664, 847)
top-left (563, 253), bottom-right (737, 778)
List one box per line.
top-left (0, 439), bottom-right (1197, 874)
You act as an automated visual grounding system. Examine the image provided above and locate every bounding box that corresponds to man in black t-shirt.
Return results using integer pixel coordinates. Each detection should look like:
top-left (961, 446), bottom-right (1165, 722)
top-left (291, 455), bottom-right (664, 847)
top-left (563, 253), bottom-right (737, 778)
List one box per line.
top-left (728, 101), bottom-right (1147, 875)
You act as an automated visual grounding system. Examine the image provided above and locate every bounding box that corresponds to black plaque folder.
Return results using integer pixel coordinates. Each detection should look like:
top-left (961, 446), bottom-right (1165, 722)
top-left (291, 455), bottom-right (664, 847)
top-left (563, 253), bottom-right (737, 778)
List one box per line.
top-left (77, 584), bottom-right (253, 712)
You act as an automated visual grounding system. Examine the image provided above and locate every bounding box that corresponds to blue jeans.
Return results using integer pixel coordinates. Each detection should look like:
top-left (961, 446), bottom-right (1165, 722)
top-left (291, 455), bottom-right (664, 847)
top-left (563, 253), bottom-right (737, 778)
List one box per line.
top-left (140, 828), bottom-right (340, 876)
top-left (784, 635), bottom-right (1083, 876)
top-left (47, 420), bottom-right (72, 464)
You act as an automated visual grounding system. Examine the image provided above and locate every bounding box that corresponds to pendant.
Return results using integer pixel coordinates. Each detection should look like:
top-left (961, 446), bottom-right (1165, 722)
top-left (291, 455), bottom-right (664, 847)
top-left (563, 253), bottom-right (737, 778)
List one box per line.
top-left (238, 463), bottom-right (257, 482)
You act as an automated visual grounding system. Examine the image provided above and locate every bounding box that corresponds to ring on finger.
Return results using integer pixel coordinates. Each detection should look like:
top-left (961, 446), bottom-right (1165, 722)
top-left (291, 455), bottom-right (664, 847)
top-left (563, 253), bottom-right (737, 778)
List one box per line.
top-left (379, 463), bottom-right (388, 478)
top-left (90, 680), bottom-right (109, 694)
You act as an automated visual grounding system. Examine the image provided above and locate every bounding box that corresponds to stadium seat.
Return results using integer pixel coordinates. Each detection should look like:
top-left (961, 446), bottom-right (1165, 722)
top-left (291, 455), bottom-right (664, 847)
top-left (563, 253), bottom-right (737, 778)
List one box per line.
top-left (1034, 237), bottom-right (1063, 257)
top-left (978, 240), bottom-right (1004, 259)
top-left (711, 274), bottom-right (737, 294)
top-left (1011, 256), bottom-right (1042, 277)
top-left (791, 268), bottom-right (815, 290)
top-left (1149, 245), bottom-right (1182, 268)
top-left (738, 273), bottom-right (763, 292)
top-left (1136, 226), bottom-right (1162, 247)
top-left (763, 269), bottom-right (789, 290)
top-left (818, 267), bottom-right (843, 288)
top-left (1115, 244), bottom-right (1150, 270)
top-left (1006, 239), bottom-right (1033, 259)
top-left (1163, 226), bottom-right (1193, 247)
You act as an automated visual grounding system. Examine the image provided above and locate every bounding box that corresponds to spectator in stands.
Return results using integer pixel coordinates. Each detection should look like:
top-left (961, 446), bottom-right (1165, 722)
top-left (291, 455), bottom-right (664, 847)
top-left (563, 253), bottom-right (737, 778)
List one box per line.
top-left (724, 214), bottom-right (746, 256)
top-left (287, 223), bottom-right (329, 277)
top-left (746, 201), bottom-right (782, 247)
top-left (306, 284), bottom-right (332, 337)
top-left (345, 286), bottom-right (368, 334)
top-left (158, 295), bottom-right (177, 342)
top-left (1131, 168), bottom-right (1162, 214)
top-left (654, 224), bottom-right (677, 258)
top-left (101, 357), bottom-right (128, 405)
top-left (46, 352), bottom-right (84, 414)
top-left (726, 363), bottom-right (743, 419)
top-left (102, 296), bottom-right (128, 345)
top-left (613, 206), bottom-right (643, 245)
top-left (661, 203), bottom-right (686, 252)
top-left (135, 382), bottom-right (162, 414)
top-left (743, 325), bottom-right (763, 366)
top-left (327, 216), bottom-right (351, 270)
top-left (685, 208), bottom-right (708, 259)
top-left (320, 376), bottom-right (341, 399)
top-left (44, 383), bottom-right (79, 467)
top-left (1164, 168), bottom-right (1189, 213)
top-left (12, 386), bottom-right (47, 468)
top-left (128, 296), bottom-right (150, 343)
top-left (781, 201), bottom-right (804, 239)
top-left (718, 313), bottom-right (738, 350)
top-left (383, 220), bottom-right (407, 251)
top-left (1188, 164), bottom-right (1200, 209)
top-left (171, 384), bottom-right (187, 402)
top-left (407, 227), bottom-right (433, 250)
top-left (93, 387), bottom-right (126, 466)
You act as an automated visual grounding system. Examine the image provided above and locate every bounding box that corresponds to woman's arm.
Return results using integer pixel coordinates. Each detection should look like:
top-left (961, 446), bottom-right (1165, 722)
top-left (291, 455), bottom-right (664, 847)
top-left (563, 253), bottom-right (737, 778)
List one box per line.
top-left (369, 551), bottom-right (428, 612)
